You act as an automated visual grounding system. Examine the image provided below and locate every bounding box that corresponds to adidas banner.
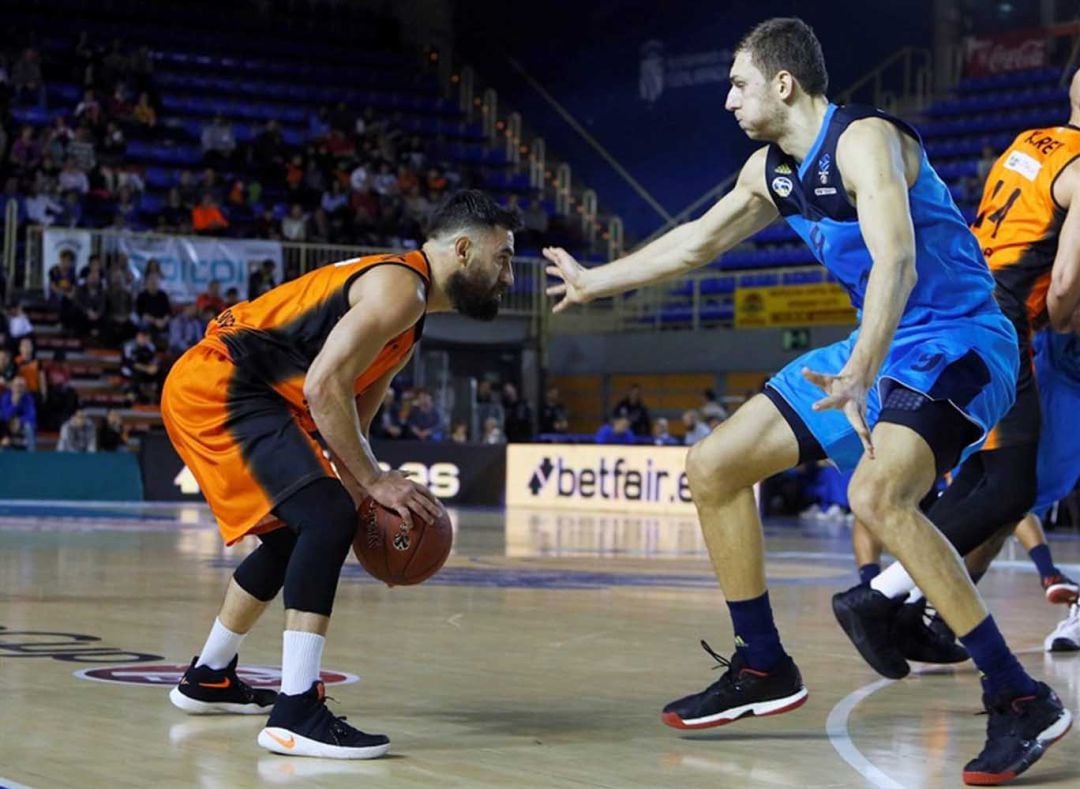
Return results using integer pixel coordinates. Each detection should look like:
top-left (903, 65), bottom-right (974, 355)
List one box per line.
top-left (506, 444), bottom-right (696, 514)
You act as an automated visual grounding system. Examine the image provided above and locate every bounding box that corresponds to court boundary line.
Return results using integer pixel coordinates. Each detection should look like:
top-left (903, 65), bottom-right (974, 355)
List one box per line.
top-left (0, 777), bottom-right (36, 789)
top-left (825, 677), bottom-right (906, 789)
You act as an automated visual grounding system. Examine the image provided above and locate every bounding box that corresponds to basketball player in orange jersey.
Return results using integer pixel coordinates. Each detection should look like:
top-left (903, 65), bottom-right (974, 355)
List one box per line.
top-left (834, 71), bottom-right (1080, 688)
top-left (163, 190), bottom-right (520, 759)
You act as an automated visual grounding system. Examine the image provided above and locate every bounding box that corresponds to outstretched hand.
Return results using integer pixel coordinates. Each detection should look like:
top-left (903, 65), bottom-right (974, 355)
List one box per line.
top-left (543, 246), bottom-right (592, 314)
top-left (801, 367), bottom-right (875, 459)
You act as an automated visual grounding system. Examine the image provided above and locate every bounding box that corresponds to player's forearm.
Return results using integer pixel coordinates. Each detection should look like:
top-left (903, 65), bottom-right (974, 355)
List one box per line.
top-left (307, 380), bottom-right (382, 487)
top-left (1047, 274), bottom-right (1080, 331)
top-left (847, 256), bottom-right (917, 380)
top-left (582, 221), bottom-right (714, 299)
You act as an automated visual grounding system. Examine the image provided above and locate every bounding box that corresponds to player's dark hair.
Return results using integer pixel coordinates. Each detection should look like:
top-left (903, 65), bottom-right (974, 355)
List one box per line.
top-left (737, 17), bottom-right (828, 96)
top-left (426, 189), bottom-right (523, 238)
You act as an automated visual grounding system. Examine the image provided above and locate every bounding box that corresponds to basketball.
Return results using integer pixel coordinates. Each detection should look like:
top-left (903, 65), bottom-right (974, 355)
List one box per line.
top-left (352, 496), bottom-right (453, 586)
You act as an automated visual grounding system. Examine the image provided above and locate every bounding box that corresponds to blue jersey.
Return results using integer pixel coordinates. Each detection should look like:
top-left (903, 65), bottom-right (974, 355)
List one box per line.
top-left (764, 104), bottom-right (998, 326)
top-left (1035, 330), bottom-right (1080, 386)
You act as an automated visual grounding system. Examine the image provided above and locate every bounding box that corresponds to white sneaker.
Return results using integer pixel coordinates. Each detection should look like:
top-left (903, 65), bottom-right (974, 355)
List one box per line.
top-left (1045, 604), bottom-right (1080, 653)
top-left (799, 504), bottom-right (823, 520)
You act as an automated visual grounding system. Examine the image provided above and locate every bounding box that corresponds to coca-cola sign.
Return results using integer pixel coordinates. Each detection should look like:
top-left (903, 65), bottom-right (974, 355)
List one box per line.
top-left (965, 30), bottom-right (1047, 76)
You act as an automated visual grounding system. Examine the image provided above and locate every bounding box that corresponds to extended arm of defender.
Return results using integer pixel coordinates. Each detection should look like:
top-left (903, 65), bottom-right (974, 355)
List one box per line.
top-left (839, 121), bottom-right (918, 380)
top-left (545, 148), bottom-right (778, 309)
top-left (1047, 166), bottom-right (1080, 331)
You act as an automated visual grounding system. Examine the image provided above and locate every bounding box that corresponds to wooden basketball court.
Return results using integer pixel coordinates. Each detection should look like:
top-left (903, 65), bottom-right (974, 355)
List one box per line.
top-left (1, 503), bottom-right (1078, 787)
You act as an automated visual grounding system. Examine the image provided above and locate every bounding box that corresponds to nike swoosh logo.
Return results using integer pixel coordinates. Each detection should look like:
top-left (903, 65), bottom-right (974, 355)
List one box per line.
top-left (198, 678), bottom-right (232, 689)
top-left (267, 731), bottom-right (296, 750)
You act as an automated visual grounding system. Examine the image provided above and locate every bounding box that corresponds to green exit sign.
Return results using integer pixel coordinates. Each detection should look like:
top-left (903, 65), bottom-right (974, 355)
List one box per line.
top-left (782, 328), bottom-right (810, 351)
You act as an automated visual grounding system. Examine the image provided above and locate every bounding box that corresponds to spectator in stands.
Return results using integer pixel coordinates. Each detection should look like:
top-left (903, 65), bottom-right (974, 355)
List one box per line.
top-left (407, 389), bottom-right (443, 441)
top-left (502, 382), bottom-right (533, 441)
top-left (681, 409), bottom-right (710, 445)
top-left (652, 417), bottom-right (679, 446)
top-left (71, 267), bottom-right (106, 336)
top-left (48, 250), bottom-right (78, 305)
top-left (201, 114), bottom-right (236, 165)
top-left (40, 361), bottom-right (78, 432)
top-left (248, 259), bottom-right (277, 299)
top-left (595, 414), bottom-right (635, 445)
top-left (224, 287), bottom-right (240, 308)
top-left (475, 379), bottom-right (504, 431)
top-left (614, 384), bottom-right (651, 437)
top-left (158, 188), bottom-right (189, 232)
top-left (58, 158), bottom-right (89, 195)
top-left (122, 328), bottom-right (159, 403)
top-left (78, 254), bottom-right (103, 284)
top-left (0, 178), bottom-right (24, 224)
top-left (9, 126), bottom-right (41, 175)
top-left (371, 389), bottom-right (403, 440)
top-left (56, 191), bottom-right (84, 228)
top-left (177, 170), bottom-right (199, 208)
top-left (191, 192), bottom-right (229, 235)
top-left (426, 167), bottom-right (448, 199)
top-left (133, 91), bottom-right (156, 129)
top-left (168, 302), bottom-right (204, 356)
top-left (57, 409), bottom-right (96, 453)
top-left (74, 89), bottom-right (103, 128)
top-left (402, 184), bottom-right (432, 235)
top-left (372, 162), bottom-right (398, 196)
top-left (539, 385), bottom-right (569, 435)
top-left (16, 337), bottom-right (47, 402)
top-left (11, 48), bottom-right (45, 108)
top-left (196, 279), bottom-right (226, 318)
top-left (449, 420), bottom-right (469, 443)
top-left (44, 117), bottom-right (74, 161)
top-left (135, 272), bottom-right (172, 340)
top-left (0, 350), bottom-right (15, 383)
top-left (67, 127), bottom-right (97, 173)
top-left (700, 388), bottom-right (728, 422)
top-left (101, 122), bottom-right (126, 166)
top-left (482, 416), bottom-right (505, 444)
top-left (114, 186), bottom-right (138, 227)
top-left (8, 303), bottom-right (33, 343)
top-left (98, 409), bottom-right (130, 452)
top-left (104, 266), bottom-right (136, 345)
top-left (0, 377), bottom-right (36, 451)
top-left (25, 183), bottom-right (62, 226)
top-left (977, 144), bottom-right (997, 181)
top-left (281, 203), bottom-right (308, 241)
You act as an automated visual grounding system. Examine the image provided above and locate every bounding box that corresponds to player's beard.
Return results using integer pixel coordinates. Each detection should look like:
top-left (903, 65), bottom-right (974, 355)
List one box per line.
top-left (446, 266), bottom-right (504, 322)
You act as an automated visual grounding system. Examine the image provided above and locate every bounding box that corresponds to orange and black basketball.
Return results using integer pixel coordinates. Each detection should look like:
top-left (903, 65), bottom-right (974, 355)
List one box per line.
top-left (352, 497), bottom-right (453, 586)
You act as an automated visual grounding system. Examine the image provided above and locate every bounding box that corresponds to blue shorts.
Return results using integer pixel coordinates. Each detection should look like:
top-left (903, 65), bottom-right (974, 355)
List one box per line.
top-left (766, 311), bottom-right (1018, 472)
top-left (1032, 336), bottom-right (1080, 513)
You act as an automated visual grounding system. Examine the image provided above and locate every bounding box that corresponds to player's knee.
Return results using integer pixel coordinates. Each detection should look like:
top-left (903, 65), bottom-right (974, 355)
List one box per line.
top-left (310, 484), bottom-right (360, 555)
top-left (685, 441), bottom-right (737, 503)
top-left (847, 471), bottom-right (909, 529)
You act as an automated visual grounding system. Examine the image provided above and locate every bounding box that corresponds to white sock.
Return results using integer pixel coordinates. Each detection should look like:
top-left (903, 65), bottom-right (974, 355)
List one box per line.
top-left (907, 587), bottom-right (925, 604)
top-left (195, 617), bottom-right (246, 670)
top-left (280, 630), bottom-right (325, 696)
top-left (870, 562), bottom-right (917, 600)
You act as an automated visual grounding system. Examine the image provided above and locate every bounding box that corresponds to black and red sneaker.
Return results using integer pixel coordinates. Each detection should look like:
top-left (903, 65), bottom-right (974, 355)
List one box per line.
top-left (963, 682), bottom-right (1072, 786)
top-left (896, 598), bottom-right (969, 665)
top-left (661, 641), bottom-right (808, 730)
top-left (1042, 573), bottom-right (1080, 605)
top-left (258, 681), bottom-right (390, 759)
top-left (169, 655), bottom-right (277, 715)
top-left (832, 584), bottom-right (910, 679)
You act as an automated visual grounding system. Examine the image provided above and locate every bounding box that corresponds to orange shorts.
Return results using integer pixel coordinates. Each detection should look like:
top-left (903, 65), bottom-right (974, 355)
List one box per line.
top-left (161, 343), bottom-right (334, 545)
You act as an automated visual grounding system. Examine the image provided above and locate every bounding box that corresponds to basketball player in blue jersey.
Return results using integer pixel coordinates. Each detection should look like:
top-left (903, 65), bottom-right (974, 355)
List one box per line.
top-left (545, 18), bottom-right (1070, 785)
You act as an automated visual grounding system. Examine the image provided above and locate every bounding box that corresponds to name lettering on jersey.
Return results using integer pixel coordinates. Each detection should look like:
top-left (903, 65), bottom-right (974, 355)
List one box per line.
top-left (772, 177), bottom-right (793, 198)
top-left (775, 163), bottom-right (793, 175)
top-left (816, 153), bottom-right (832, 185)
top-left (1003, 150), bottom-right (1042, 182)
top-left (1024, 131), bottom-right (1064, 157)
top-left (814, 187), bottom-right (838, 196)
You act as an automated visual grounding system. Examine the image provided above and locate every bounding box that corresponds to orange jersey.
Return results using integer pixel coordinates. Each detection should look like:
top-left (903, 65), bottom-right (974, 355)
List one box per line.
top-left (163, 250), bottom-right (430, 544)
top-left (972, 125), bottom-right (1080, 331)
top-left (202, 250), bottom-right (430, 427)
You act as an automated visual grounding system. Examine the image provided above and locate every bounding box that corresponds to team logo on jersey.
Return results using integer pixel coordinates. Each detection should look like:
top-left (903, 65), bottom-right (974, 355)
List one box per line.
top-left (817, 154), bottom-right (831, 184)
top-left (1004, 150), bottom-right (1042, 182)
top-left (775, 163), bottom-right (793, 175)
top-left (814, 187), bottom-right (837, 196)
top-left (771, 176), bottom-right (793, 197)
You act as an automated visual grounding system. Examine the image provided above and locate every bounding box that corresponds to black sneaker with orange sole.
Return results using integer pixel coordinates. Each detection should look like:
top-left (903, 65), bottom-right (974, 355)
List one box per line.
top-left (169, 655), bottom-right (277, 715)
top-left (661, 641), bottom-right (808, 730)
top-left (963, 681), bottom-right (1072, 786)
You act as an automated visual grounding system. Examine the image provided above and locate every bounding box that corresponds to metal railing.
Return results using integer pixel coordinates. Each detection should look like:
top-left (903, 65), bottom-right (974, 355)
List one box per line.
top-left (23, 225), bottom-right (546, 317)
top-left (547, 265), bottom-right (847, 335)
top-left (839, 46), bottom-right (933, 116)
